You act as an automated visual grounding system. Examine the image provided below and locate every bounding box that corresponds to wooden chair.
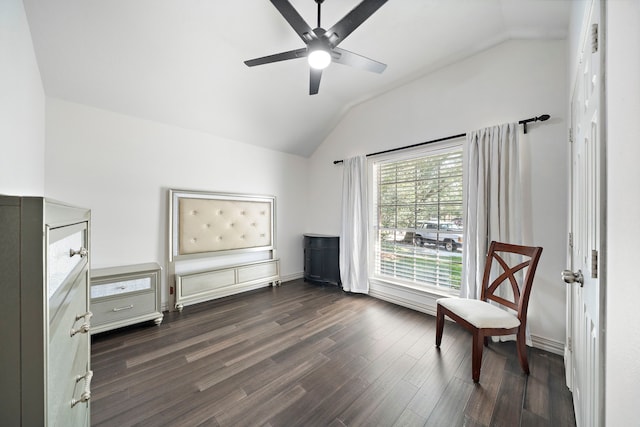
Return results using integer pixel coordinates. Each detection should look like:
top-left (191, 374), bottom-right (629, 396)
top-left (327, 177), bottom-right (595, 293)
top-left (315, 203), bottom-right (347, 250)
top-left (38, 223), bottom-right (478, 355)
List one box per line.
top-left (435, 241), bottom-right (543, 383)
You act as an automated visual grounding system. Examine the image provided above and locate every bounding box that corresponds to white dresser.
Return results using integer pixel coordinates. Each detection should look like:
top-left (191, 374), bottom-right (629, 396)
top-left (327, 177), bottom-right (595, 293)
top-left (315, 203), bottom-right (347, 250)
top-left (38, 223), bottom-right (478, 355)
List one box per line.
top-left (90, 263), bottom-right (163, 334)
top-left (0, 196), bottom-right (91, 426)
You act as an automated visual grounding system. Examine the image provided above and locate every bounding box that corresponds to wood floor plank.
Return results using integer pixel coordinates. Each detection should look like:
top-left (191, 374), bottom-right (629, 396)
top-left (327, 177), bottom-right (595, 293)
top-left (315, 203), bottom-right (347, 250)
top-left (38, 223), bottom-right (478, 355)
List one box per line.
top-left (268, 352), bottom-right (368, 426)
top-left (91, 279), bottom-right (576, 427)
top-left (337, 353), bottom-right (419, 425)
top-left (405, 326), bottom-right (469, 418)
top-left (548, 349), bottom-right (577, 427)
top-left (393, 408), bottom-right (428, 427)
top-left (523, 348), bottom-right (551, 421)
top-left (464, 347), bottom-right (508, 425)
top-left (424, 377), bottom-right (475, 427)
top-left (491, 370), bottom-right (526, 427)
top-left (521, 409), bottom-right (551, 427)
top-left (360, 379), bottom-right (419, 426)
top-left (213, 353), bottom-right (329, 426)
top-left (293, 375), bottom-right (370, 426)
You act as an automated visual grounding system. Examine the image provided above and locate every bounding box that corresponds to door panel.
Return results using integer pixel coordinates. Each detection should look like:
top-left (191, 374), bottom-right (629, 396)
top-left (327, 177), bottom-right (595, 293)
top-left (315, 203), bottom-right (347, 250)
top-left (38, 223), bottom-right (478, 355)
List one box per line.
top-left (566, 1), bottom-right (605, 426)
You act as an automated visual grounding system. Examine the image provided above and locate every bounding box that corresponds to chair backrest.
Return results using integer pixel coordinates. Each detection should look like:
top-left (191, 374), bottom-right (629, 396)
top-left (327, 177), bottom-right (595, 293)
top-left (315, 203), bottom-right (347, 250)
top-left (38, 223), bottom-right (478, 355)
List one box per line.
top-left (480, 241), bottom-right (543, 321)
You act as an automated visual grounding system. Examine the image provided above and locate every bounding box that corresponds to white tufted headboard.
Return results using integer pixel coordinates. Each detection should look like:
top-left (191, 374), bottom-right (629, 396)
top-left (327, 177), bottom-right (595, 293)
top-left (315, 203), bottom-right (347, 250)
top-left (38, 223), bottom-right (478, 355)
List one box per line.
top-left (169, 189), bottom-right (275, 261)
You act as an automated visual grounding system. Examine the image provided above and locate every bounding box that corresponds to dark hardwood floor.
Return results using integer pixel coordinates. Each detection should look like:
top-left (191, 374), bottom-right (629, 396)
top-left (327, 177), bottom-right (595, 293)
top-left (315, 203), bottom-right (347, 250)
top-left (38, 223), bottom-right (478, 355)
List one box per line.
top-left (91, 279), bottom-right (576, 427)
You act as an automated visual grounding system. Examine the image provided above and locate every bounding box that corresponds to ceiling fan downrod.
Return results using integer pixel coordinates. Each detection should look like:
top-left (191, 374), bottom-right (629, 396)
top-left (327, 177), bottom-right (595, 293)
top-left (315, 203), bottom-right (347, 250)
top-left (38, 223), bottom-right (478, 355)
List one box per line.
top-left (316, 0), bottom-right (324, 29)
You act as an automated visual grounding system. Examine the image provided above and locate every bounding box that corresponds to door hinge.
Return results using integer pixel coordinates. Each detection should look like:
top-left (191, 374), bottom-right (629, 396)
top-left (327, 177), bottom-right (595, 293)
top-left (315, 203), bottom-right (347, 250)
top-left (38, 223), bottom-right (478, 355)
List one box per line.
top-left (567, 336), bottom-right (572, 352)
top-left (569, 128), bottom-right (574, 143)
top-left (591, 249), bottom-right (598, 278)
top-left (568, 232), bottom-right (573, 249)
top-left (591, 23), bottom-right (599, 53)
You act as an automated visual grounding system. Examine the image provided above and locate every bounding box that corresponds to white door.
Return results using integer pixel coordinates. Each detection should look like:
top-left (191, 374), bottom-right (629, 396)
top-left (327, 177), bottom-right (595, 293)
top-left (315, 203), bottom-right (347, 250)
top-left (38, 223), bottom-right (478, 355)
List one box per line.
top-left (564, 1), bottom-right (605, 426)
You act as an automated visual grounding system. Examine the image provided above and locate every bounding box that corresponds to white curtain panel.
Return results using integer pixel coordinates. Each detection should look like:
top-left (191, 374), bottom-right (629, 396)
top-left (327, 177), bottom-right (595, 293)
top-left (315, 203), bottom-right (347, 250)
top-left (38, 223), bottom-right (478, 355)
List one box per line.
top-left (461, 122), bottom-right (523, 300)
top-left (340, 155), bottom-right (369, 294)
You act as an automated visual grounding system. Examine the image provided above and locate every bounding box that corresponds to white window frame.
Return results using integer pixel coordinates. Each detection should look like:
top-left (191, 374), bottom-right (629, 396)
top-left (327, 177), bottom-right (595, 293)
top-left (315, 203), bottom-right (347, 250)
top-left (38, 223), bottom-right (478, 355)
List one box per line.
top-left (367, 138), bottom-right (465, 314)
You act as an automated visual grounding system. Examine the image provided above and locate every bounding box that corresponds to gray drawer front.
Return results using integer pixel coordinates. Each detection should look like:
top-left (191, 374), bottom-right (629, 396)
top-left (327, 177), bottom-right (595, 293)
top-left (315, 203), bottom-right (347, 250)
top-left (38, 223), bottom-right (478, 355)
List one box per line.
top-left (48, 266), bottom-right (90, 426)
top-left (49, 338), bottom-right (90, 427)
top-left (92, 292), bottom-right (156, 326)
top-left (91, 276), bottom-right (152, 298)
top-left (48, 222), bottom-right (88, 300)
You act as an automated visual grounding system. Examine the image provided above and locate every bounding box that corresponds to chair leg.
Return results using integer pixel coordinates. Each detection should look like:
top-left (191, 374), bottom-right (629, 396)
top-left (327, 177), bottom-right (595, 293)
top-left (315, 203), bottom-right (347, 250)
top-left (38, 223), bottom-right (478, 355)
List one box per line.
top-left (435, 306), bottom-right (444, 348)
top-left (516, 327), bottom-right (530, 375)
top-left (472, 330), bottom-right (484, 383)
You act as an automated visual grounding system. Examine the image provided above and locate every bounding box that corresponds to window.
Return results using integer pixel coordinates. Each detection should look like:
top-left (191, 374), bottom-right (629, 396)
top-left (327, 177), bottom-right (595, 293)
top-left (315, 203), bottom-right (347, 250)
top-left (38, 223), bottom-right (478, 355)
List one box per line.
top-left (372, 142), bottom-right (464, 292)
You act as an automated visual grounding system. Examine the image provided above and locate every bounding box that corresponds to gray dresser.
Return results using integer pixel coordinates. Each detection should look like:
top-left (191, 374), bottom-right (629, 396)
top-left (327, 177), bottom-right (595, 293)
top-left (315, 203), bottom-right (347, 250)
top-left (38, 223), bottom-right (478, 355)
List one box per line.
top-left (90, 263), bottom-right (163, 333)
top-left (0, 196), bottom-right (91, 426)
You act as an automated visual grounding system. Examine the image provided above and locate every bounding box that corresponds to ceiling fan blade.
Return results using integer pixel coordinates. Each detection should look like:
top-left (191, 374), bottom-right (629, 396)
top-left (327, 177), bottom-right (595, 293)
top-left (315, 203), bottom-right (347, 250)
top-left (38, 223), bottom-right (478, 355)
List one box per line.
top-left (270, 0), bottom-right (315, 44)
top-left (325, 0), bottom-right (388, 47)
top-left (310, 68), bottom-right (322, 95)
top-left (244, 48), bottom-right (307, 67)
top-left (332, 47), bottom-right (386, 73)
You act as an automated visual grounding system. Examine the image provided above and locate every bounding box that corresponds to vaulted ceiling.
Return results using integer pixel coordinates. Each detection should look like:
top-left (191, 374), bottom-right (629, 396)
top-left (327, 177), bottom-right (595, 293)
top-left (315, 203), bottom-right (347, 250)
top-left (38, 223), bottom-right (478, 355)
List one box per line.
top-left (23, 0), bottom-right (570, 157)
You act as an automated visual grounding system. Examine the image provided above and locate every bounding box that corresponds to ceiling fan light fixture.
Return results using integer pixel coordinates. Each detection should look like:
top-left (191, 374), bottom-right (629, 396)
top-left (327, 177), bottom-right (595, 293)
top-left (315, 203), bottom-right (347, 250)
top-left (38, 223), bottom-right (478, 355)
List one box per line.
top-left (308, 49), bottom-right (331, 70)
top-left (243, 0), bottom-right (389, 94)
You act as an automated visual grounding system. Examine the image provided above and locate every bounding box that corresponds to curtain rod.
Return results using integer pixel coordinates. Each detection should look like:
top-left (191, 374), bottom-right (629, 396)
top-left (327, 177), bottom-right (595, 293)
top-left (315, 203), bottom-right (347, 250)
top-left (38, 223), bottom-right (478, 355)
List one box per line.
top-left (332, 114), bottom-right (550, 165)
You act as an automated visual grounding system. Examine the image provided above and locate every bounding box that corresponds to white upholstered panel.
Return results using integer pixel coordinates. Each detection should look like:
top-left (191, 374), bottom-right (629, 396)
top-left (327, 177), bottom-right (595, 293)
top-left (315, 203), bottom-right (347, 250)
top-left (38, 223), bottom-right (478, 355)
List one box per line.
top-left (178, 198), bottom-right (272, 255)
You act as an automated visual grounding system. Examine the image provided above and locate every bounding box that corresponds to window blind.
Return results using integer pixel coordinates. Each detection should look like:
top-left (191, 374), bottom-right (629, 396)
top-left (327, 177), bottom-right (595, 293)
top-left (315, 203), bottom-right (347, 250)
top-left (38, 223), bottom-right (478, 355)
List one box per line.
top-left (373, 147), bottom-right (464, 291)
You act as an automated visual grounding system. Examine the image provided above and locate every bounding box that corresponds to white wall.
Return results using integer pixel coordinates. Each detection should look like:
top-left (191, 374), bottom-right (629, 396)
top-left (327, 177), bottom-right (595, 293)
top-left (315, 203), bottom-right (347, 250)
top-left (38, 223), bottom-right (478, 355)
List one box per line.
top-left (0, 0), bottom-right (45, 195)
top-left (605, 1), bottom-right (640, 424)
top-left (45, 99), bottom-right (309, 307)
top-left (307, 39), bottom-right (568, 351)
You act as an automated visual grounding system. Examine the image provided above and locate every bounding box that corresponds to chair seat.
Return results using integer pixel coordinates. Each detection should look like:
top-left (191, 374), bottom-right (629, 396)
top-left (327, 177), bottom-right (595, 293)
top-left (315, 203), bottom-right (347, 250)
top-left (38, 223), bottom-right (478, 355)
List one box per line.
top-left (437, 297), bottom-right (521, 329)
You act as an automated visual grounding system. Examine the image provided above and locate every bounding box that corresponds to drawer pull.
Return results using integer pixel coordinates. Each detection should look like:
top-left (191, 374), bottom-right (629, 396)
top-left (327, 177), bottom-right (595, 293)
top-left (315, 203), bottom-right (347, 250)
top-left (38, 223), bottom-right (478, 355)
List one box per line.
top-left (70, 322), bottom-right (91, 337)
top-left (112, 304), bottom-right (134, 312)
top-left (71, 370), bottom-right (93, 408)
top-left (76, 311), bottom-right (93, 321)
top-left (69, 247), bottom-right (88, 258)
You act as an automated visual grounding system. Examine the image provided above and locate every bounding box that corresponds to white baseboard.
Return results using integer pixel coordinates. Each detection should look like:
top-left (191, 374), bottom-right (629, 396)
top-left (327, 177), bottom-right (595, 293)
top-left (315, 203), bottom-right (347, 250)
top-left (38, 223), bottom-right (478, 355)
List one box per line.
top-left (280, 271), bottom-right (304, 283)
top-left (368, 279), bottom-right (444, 317)
top-left (530, 334), bottom-right (565, 356)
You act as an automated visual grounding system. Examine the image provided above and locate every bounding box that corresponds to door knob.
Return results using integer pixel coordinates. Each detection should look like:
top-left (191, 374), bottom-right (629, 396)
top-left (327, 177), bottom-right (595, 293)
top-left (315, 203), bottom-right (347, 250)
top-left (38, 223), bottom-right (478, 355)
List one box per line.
top-left (562, 269), bottom-right (584, 287)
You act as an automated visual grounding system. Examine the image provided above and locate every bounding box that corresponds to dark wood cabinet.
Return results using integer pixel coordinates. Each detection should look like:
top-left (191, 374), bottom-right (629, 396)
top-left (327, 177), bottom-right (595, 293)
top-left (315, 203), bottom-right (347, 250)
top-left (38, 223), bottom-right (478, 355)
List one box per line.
top-left (303, 234), bottom-right (341, 286)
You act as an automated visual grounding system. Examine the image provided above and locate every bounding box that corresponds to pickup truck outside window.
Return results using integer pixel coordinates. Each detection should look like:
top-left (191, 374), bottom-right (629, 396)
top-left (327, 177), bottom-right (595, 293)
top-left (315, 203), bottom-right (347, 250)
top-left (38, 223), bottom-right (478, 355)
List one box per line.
top-left (414, 221), bottom-right (463, 252)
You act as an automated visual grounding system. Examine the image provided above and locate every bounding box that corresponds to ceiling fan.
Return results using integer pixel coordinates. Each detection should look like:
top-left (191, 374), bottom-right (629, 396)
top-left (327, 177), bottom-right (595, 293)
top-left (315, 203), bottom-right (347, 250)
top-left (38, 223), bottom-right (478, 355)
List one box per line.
top-left (244, 0), bottom-right (388, 95)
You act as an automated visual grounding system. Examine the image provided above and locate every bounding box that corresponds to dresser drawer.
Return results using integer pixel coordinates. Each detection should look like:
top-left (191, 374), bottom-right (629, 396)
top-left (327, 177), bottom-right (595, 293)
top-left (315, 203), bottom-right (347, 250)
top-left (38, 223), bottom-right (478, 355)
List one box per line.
top-left (48, 222), bottom-right (88, 308)
top-left (91, 276), bottom-right (152, 298)
top-left (48, 267), bottom-right (90, 426)
top-left (92, 292), bottom-right (157, 326)
top-left (49, 329), bottom-right (90, 426)
top-left (49, 269), bottom-right (89, 362)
